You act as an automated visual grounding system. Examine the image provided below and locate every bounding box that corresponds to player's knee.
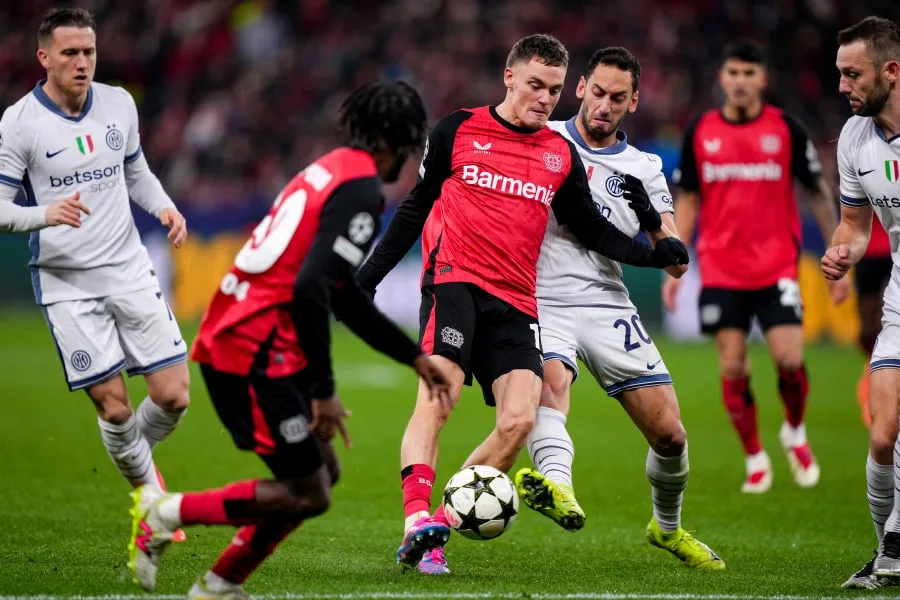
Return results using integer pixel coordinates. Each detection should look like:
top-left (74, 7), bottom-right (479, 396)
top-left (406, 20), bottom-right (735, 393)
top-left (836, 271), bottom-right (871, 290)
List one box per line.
top-left (870, 426), bottom-right (898, 463)
top-left (719, 360), bottom-right (747, 380)
top-left (92, 394), bottom-right (133, 424)
top-left (413, 396), bottom-right (452, 428)
top-left (496, 410), bottom-right (535, 447)
top-left (651, 422), bottom-right (687, 457)
top-left (151, 379), bottom-right (190, 413)
top-left (281, 480), bottom-right (332, 519)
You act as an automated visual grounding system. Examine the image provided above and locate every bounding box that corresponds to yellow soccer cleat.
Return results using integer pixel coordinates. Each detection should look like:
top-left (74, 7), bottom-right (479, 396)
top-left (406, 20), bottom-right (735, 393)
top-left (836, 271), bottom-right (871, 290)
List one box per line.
top-left (645, 517), bottom-right (725, 570)
top-left (127, 485), bottom-right (175, 591)
top-left (514, 468), bottom-right (585, 531)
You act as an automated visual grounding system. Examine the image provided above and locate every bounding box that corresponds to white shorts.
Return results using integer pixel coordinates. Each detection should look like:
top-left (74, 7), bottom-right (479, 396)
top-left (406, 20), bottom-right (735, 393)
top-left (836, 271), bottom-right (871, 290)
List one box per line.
top-left (538, 301), bottom-right (672, 396)
top-left (41, 286), bottom-right (187, 391)
top-left (872, 295), bottom-right (900, 372)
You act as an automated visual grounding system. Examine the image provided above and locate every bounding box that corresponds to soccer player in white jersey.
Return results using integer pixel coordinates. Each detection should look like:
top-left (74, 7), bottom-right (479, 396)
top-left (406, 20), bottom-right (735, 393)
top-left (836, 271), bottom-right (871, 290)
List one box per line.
top-left (0, 8), bottom-right (190, 509)
top-left (514, 47), bottom-right (723, 569)
top-left (825, 17), bottom-right (900, 589)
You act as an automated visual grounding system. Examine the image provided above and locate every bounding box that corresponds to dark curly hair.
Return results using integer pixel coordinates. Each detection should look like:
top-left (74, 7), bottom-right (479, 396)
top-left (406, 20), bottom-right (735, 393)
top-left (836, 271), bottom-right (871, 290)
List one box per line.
top-left (338, 80), bottom-right (428, 155)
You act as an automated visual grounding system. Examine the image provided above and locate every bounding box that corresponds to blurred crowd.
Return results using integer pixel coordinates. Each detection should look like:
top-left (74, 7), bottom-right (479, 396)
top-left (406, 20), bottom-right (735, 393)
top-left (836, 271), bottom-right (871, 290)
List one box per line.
top-left (0, 0), bottom-right (896, 214)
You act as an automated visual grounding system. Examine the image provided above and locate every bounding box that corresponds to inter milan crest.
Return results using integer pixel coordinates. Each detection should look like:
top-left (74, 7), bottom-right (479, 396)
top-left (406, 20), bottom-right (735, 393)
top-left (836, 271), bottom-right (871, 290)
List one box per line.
top-left (106, 125), bottom-right (124, 151)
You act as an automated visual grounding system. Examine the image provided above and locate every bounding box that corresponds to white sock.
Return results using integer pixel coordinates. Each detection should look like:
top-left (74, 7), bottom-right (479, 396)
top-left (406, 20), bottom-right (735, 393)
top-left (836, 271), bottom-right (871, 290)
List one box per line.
top-left (646, 446), bottom-right (689, 533)
top-left (867, 454), bottom-right (893, 542)
top-left (136, 397), bottom-right (185, 450)
top-left (156, 493), bottom-right (184, 529)
top-left (404, 510), bottom-right (429, 533)
top-left (203, 570), bottom-right (241, 590)
top-left (780, 421), bottom-right (807, 447)
top-left (97, 415), bottom-right (158, 488)
top-left (883, 433), bottom-right (900, 535)
top-left (527, 407), bottom-right (574, 488)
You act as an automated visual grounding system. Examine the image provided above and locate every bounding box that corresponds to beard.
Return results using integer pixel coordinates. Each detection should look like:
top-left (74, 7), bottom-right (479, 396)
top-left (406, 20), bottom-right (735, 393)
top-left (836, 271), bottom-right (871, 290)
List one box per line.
top-left (855, 75), bottom-right (892, 117)
top-left (579, 104), bottom-right (623, 142)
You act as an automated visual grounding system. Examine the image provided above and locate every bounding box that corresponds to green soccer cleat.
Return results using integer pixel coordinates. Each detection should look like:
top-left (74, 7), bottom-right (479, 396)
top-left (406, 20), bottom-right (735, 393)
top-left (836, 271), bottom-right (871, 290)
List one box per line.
top-left (645, 517), bottom-right (725, 570)
top-left (514, 468), bottom-right (585, 531)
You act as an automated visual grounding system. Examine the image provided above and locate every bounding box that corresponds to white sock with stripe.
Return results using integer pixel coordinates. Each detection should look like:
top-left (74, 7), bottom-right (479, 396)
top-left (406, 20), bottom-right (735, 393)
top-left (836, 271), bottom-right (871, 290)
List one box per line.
top-left (646, 446), bottom-right (689, 533)
top-left (97, 414), bottom-right (159, 488)
top-left (867, 453), bottom-right (893, 542)
top-left (527, 407), bottom-right (574, 488)
top-left (136, 396), bottom-right (185, 450)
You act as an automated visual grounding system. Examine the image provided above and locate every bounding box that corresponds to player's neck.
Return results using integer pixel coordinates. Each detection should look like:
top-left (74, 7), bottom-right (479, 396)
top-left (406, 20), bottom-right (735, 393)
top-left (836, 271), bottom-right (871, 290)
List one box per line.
top-left (874, 95), bottom-right (900, 140)
top-left (41, 79), bottom-right (89, 117)
top-left (573, 116), bottom-right (618, 149)
top-left (721, 100), bottom-right (763, 123)
top-left (494, 100), bottom-right (534, 130)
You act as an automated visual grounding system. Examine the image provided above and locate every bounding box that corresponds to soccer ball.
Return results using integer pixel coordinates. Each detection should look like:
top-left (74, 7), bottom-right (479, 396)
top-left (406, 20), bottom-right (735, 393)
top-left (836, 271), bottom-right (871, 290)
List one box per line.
top-left (441, 465), bottom-right (518, 540)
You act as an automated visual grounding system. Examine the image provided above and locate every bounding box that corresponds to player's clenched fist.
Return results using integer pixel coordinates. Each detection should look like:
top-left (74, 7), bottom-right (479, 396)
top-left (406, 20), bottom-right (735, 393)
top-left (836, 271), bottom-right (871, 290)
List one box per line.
top-left (45, 190), bottom-right (90, 228)
top-left (821, 244), bottom-right (853, 281)
top-left (159, 207), bottom-right (187, 248)
top-left (651, 237), bottom-right (690, 268)
top-left (413, 354), bottom-right (453, 409)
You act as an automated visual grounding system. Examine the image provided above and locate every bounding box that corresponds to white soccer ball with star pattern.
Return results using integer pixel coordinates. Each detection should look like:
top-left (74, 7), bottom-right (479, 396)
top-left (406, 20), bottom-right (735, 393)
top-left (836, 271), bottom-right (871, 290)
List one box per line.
top-left (441, 465), bottom-right (518, 540)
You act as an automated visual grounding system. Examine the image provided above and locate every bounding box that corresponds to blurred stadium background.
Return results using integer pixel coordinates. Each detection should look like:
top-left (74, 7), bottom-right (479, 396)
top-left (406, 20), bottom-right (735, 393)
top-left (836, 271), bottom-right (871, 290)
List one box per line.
top-left (2, 0), bottom-right (897, 342)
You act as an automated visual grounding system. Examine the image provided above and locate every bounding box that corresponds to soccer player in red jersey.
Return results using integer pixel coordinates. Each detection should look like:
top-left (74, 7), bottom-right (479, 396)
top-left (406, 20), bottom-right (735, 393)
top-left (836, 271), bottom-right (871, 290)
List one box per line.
top-left (357, 34), bottom-right (689, 574)
top-left (663, 42), bottom-right (847, 494)
top-left (855, 219), bottom-right (892, 427)
top-left (125, 82), bottom-right (453, 598)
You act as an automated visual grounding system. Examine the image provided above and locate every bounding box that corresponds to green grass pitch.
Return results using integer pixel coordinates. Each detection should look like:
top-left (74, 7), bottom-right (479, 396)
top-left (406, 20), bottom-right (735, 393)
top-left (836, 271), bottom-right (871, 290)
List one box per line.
top-left (0, 311), bottom-right (890, 598)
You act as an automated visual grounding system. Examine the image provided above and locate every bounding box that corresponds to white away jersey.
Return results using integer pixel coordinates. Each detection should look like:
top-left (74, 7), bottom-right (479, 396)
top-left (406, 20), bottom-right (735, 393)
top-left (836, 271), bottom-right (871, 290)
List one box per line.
top-left (0, 81), bottom-right (169, 304)
top-left (838, 116), bottom-right (900, 314)
top-left (537, 119), bottom-right (674, 306)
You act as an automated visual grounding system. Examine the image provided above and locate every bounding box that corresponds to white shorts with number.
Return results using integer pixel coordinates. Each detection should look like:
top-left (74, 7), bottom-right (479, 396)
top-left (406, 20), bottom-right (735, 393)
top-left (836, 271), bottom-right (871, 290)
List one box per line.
top-left (41, 286), bottom-right (187, 391)
top-left (538, 301), bottom-right (672, 396)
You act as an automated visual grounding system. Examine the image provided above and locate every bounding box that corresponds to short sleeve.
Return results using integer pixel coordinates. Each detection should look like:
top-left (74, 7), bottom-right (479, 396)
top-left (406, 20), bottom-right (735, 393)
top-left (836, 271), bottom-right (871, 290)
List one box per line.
top-left (837, 123), bottom-right (868, 207)
top-left (642, 152), bottom-right (675, 214)
top-left (0, 109), bottom-right (29, 190)
top-left (121, 89), bottom-right (142, 164)
top-left (673, 117), bottom-right (700, 192)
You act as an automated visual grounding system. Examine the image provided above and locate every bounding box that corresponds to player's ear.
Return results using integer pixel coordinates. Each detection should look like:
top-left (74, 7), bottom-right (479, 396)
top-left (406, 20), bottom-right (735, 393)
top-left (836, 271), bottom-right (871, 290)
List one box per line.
top-left (36, 48), bottom-right (50, 69)
top-left (575, 76), bottom-right (586, 100)
top-left (884, 60), bottom-right (900, 83)
top-left (503, 67), bottom-right (515, 92)
top-left (629, 90), bottom-right (639, 113)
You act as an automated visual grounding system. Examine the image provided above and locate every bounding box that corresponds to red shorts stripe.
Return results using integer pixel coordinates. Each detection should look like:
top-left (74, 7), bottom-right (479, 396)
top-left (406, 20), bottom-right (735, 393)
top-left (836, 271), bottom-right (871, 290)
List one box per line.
top-left (421, 295), bottom-right (437, 354)
top-left (247, 382), bottom-right (276, 455)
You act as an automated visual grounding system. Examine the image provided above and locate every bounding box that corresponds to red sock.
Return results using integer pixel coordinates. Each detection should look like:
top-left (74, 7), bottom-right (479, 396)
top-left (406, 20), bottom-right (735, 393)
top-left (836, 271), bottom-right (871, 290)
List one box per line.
top-left (210, 520), bottom-right (301, 584)
top-left (180, 480), bottom-right (261, 526)
top-left (432, 504), bottom-right (448, 526)
top-left (778, 365), bottom-right (809, 428)
top-left (722, 377), bottom-right (761, 456)
top-left (400, 464), bottom-right (435, 517)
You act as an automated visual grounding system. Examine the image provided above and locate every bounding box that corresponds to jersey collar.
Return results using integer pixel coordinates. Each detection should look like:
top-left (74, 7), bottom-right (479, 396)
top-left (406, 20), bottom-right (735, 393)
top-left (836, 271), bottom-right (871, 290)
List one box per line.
top-left (565, 117), bottom-right (628, 154)
top-left (873, 120), bottom-right (900, 144)
top-left (32, 79), bottom-right (94, 122)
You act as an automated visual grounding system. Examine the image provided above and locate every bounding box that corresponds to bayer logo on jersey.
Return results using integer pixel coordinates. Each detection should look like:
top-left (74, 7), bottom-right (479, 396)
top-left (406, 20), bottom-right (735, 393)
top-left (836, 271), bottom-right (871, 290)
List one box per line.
top-left (605, 174), bottom-right (625, 197)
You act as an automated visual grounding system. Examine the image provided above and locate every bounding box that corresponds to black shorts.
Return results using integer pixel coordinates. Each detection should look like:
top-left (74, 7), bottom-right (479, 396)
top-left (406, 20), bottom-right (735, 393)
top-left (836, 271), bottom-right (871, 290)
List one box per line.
top-left (855, 256), bottom-right (893, 298)
top-left (699, 280), bottom-right (803, 334)
top-left (199, 364), bottom-right (324, 479)
top-left (419, 282), bottom-right (543, 406)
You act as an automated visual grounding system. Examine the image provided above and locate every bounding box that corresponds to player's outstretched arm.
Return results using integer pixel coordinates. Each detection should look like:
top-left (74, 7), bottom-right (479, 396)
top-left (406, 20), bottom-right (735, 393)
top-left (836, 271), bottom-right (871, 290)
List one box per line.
top-left (553, 144), bottom-right (688, 269)
top-left (291, 177), bottom-right (452, 409)
top-left (822, 203), bottom-right (873, 281)
top-left (356, 112), bottom-right (464, 293)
